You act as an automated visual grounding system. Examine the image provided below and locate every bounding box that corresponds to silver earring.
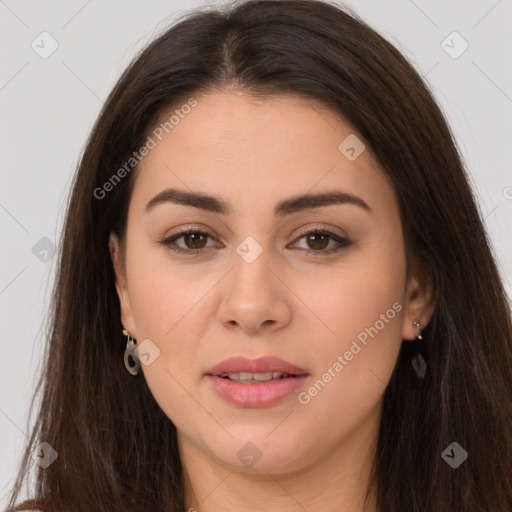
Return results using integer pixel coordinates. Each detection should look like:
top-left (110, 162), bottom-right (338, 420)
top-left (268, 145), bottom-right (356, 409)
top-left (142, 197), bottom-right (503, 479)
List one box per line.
top-left (123, 328), bottom-right (141, 376)
top-left (411, 321), bottom-right (426, 384)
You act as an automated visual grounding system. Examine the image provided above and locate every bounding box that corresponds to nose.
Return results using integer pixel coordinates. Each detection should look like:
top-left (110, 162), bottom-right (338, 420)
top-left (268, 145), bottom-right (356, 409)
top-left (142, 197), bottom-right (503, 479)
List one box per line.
top-left (216, 248), bottom-right (292, 335)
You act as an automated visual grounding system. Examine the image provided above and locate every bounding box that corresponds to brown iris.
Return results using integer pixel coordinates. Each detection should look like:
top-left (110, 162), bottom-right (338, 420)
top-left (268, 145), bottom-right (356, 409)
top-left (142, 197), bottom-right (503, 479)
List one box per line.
top-left (183, 232), bottom-right (208, 249)
top-left (306, 233), bottom-right (330, 251)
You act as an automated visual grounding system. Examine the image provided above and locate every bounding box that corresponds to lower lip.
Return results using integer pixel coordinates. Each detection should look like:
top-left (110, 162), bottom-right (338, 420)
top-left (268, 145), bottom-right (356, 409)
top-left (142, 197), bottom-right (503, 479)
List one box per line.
top-left (205, 375), bottom-right (308, 408)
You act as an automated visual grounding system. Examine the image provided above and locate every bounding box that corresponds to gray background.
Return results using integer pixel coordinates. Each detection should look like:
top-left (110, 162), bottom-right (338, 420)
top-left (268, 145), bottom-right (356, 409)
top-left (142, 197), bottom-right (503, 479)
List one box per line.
top-left (1, 0), bottom-right (511, 505)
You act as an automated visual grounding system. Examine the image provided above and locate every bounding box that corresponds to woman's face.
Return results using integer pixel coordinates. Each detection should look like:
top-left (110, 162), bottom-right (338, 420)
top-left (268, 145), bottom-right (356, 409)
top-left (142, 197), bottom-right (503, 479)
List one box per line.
top-left (110, 90), bottom-right (432, 474)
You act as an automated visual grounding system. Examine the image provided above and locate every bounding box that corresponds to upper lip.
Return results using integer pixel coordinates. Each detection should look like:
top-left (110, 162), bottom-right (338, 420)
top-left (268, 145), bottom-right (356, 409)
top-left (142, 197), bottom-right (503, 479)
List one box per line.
top-left (207, 356), bottom-right (308, 376)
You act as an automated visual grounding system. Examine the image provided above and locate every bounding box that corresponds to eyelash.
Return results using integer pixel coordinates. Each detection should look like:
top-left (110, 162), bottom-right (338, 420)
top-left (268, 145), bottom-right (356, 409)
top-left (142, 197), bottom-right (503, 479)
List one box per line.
top-left (158, 227), bottom-right (350, 257)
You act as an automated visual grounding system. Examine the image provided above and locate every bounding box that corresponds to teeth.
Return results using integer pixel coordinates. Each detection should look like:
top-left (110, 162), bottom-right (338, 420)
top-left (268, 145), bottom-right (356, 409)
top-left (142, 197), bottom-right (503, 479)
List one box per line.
top-left (219, 371), bottom-right (291, 381)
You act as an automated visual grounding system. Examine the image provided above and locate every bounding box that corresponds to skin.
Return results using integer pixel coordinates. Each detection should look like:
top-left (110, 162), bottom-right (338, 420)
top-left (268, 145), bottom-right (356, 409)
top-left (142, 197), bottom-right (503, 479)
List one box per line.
top-left (109, 90), bottom-right (435, 512)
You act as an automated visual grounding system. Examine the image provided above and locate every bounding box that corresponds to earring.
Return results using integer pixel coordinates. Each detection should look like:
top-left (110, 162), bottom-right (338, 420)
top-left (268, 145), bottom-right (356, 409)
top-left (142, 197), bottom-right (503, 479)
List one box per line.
top-left (123, 328), bottom-right (141, 376)
top-left (411, 320), bottom-right (426, 384)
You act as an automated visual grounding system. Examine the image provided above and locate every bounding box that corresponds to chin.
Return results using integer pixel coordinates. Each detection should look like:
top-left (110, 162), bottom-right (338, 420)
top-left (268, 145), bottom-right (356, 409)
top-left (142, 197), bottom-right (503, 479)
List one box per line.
top-left (208, 432), bottom-right (313, 474)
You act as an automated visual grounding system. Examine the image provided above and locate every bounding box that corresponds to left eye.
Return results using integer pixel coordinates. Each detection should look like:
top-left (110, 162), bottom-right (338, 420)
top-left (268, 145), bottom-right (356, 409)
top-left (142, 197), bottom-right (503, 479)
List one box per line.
top-left (159, 228), bottom-right (350, 255)
top-left (291, 230), bottom-right (350, 254)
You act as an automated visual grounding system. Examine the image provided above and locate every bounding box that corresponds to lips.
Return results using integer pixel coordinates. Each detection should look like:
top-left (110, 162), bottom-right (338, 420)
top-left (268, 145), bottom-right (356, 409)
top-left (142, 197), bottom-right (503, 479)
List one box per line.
top-left (218, 371), bottom-right (293, 382)
top-left (205, 356), bottom-right (309, 407)
top-left (207, 356), bottom-right (308, 378)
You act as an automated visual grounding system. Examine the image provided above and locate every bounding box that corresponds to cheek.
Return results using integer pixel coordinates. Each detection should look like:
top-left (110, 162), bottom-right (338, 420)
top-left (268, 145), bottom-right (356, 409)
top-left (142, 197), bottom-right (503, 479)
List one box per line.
top-left (317, 252), bottom-right (404, 356)
top-left (294, 240), bottom-right (405, 428)
top-left (125, 248), bottom-right (210, 424)
top-left (125, 235), bottom-right (208, 337)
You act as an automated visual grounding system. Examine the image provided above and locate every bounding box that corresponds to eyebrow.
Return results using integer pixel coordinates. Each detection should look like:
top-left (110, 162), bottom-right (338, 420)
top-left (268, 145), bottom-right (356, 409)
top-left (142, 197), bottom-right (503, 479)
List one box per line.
top-left (145, 187), bottom-right (372, 216)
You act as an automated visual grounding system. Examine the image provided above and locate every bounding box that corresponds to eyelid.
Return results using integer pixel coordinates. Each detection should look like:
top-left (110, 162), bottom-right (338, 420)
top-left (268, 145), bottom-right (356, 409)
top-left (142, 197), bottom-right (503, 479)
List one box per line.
top-left (159, 223), bottom-right (350, 255)
top-left (164, 224), bottom-right (219, 242)
top-left (161, 225), bottom-right (221, 246)
top-left (164, 223), bottom-right (348, 241)
top-left (288, 225), bottom-right (350, 255)
top-left (292, 223), bottom-right (347, 239)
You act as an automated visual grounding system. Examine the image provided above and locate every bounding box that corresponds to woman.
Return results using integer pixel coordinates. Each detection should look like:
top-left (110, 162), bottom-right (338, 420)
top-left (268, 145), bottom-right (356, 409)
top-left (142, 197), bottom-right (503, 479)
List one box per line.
top-left (7, 0), bottom-right (512, 511)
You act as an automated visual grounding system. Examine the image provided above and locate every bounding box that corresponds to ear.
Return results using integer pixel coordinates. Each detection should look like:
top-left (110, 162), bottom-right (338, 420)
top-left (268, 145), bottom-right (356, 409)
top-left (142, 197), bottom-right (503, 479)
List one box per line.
top-left (109, 232), bottom-right (136, 336)
top-left (401, 255), bottom-right (436, 340)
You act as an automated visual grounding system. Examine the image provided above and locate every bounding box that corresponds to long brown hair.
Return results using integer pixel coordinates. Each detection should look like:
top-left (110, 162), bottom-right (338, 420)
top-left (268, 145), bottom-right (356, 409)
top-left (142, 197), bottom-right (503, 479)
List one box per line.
top-left (7, 1), bottom-right (512, 510)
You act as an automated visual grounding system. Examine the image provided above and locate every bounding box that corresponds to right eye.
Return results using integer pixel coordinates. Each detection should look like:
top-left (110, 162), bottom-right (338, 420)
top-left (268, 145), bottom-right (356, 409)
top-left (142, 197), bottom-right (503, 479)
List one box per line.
top-left (158, 228), bottom-right (220, 255)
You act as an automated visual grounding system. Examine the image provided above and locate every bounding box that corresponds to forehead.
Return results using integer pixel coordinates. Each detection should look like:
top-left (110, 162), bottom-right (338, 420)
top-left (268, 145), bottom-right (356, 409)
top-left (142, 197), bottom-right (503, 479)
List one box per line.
top-left (129, 90), bottom-right (395, 218)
